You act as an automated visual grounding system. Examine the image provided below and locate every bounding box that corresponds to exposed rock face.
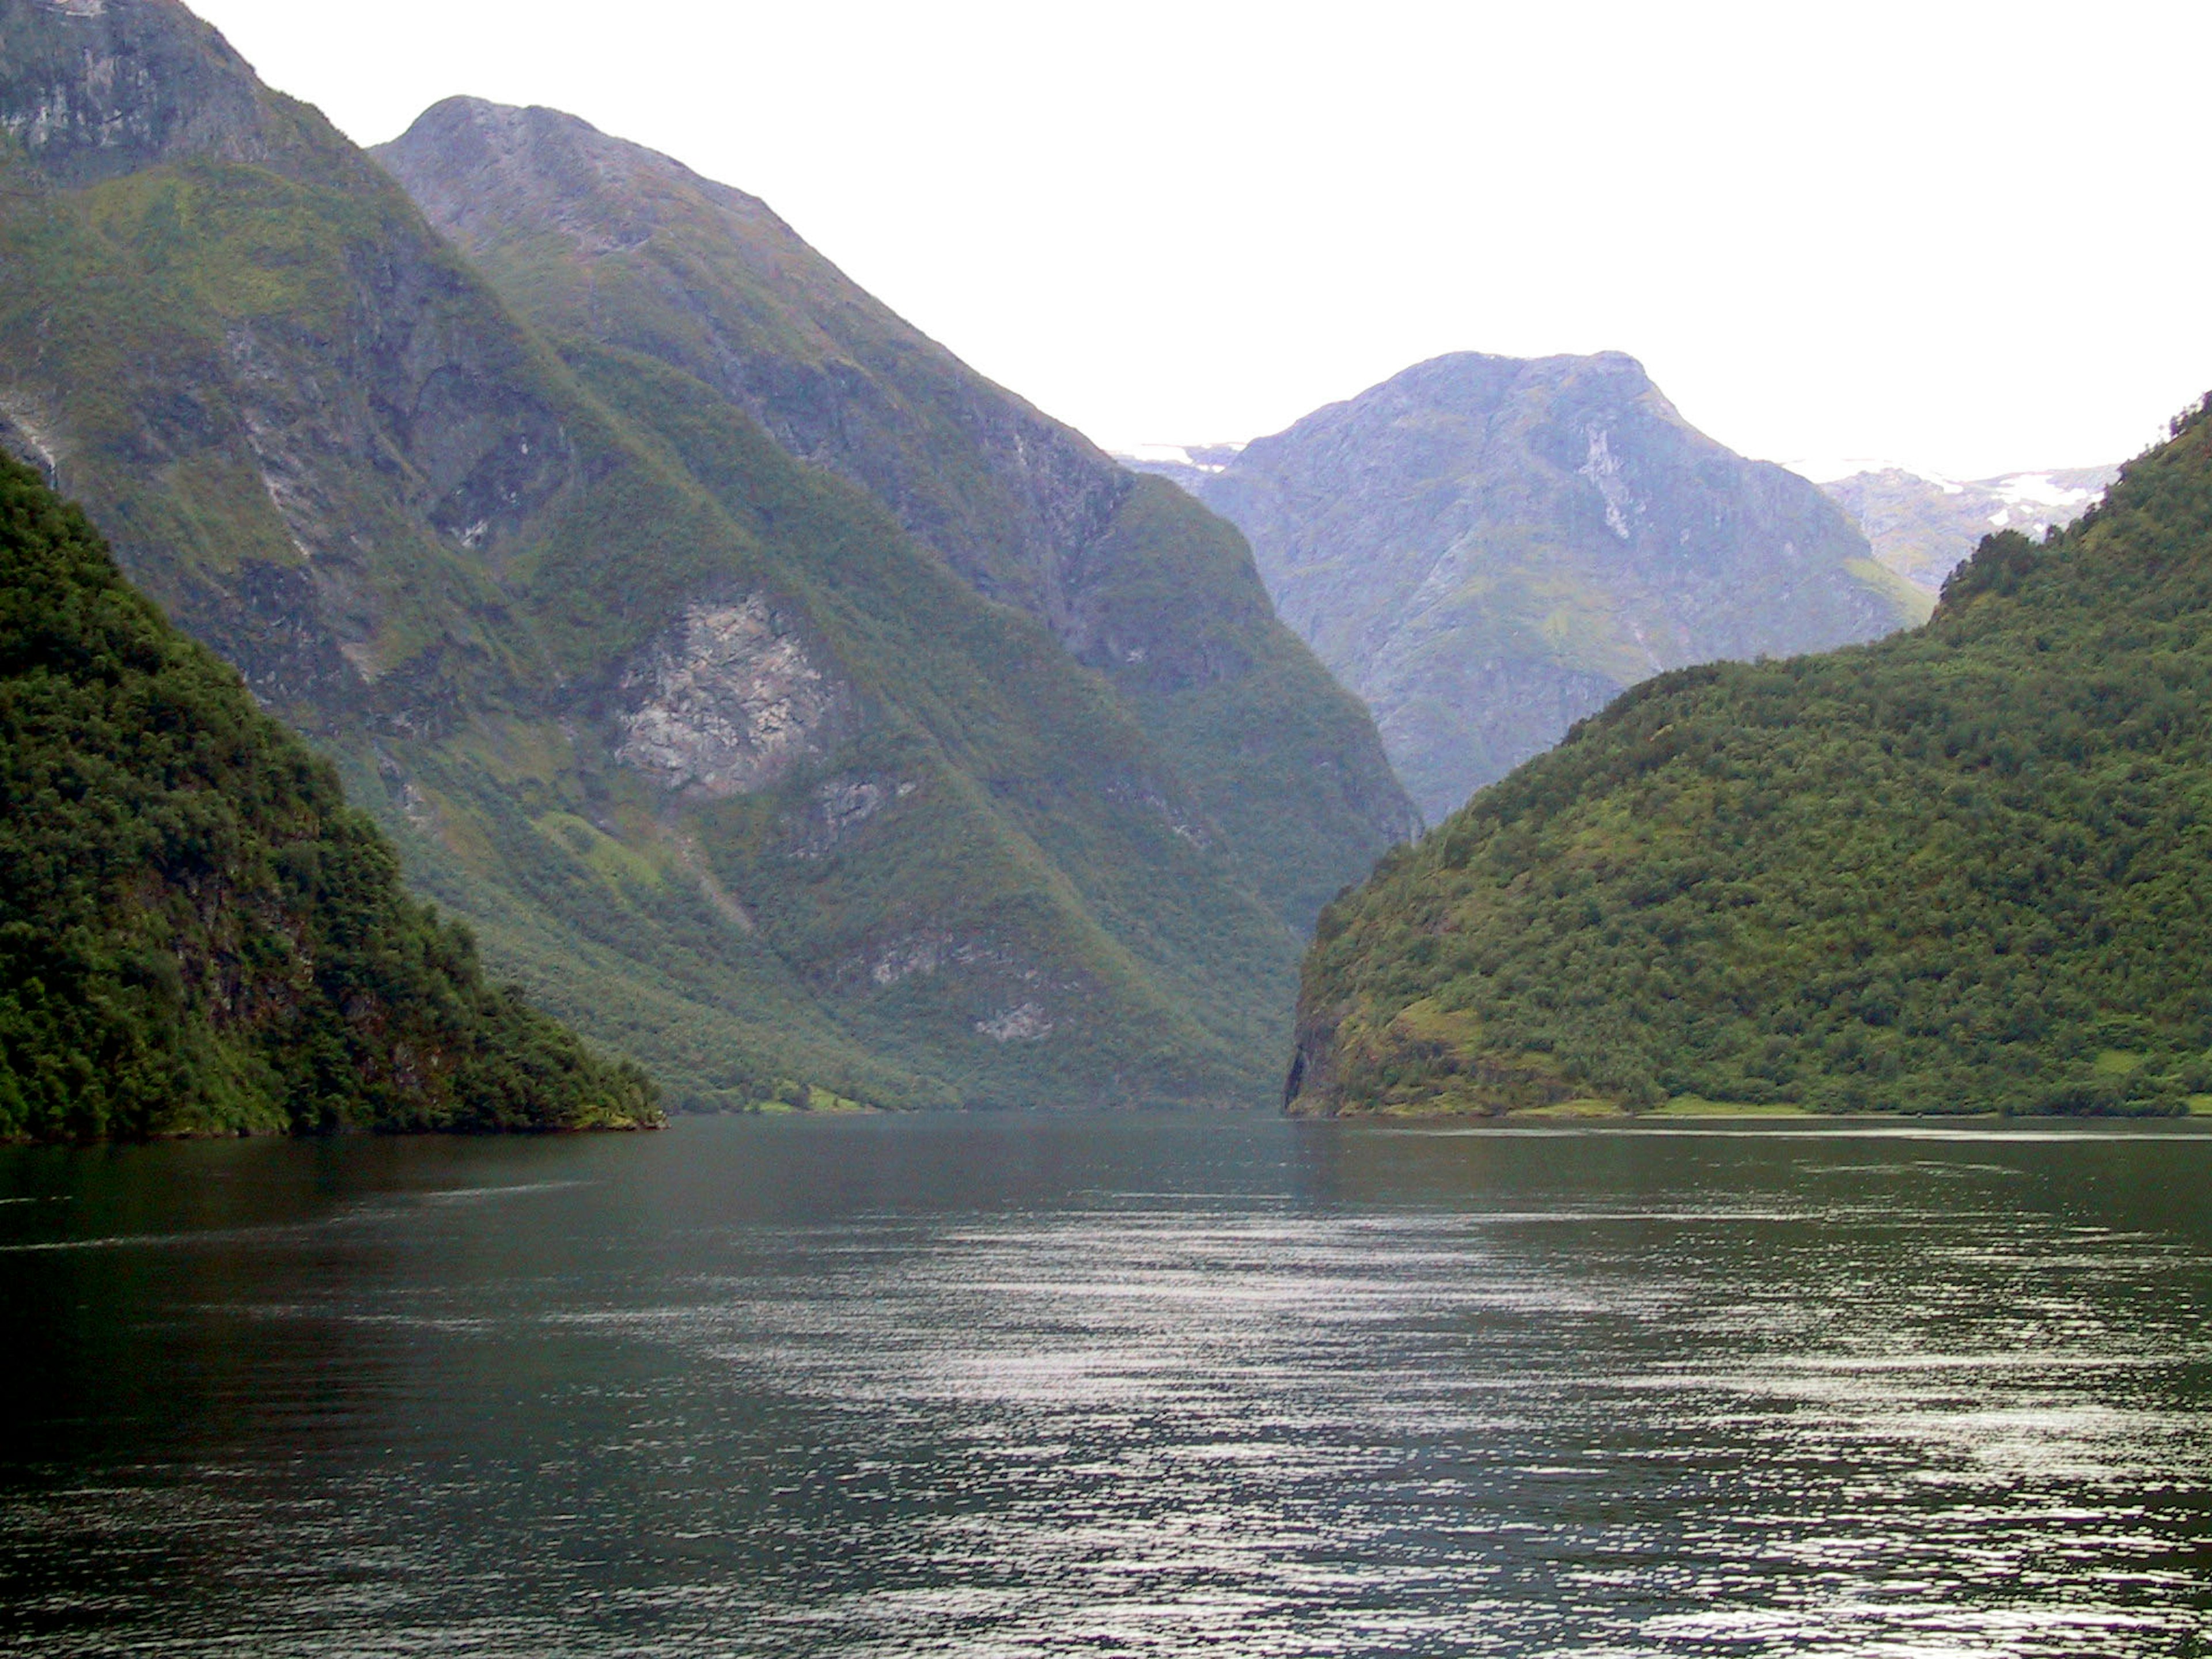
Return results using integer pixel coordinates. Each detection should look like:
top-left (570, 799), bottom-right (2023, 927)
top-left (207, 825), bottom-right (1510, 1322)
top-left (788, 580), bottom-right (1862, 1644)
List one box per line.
top-left (976, 1003), bottom-right (1052, 1042)
top-left (376, 98), bottom-right (1134, 646)
top-left (375, 98), bottom-right (1419, 925)
top-left (0, 0), bottom-right (1407, 1111)
top-left (0, 0), bottom-right (272, 186)
top-left (1167, 353), bottom-right (1927, 821)
top-left (1817, 465), bottom-right (2118, 592)
top-left (615, 597), bottom-right (845, 796)
top-left (0, 395), bottom-right (62, 486)
top-left (864, 935), bottom-right (1062, 1044)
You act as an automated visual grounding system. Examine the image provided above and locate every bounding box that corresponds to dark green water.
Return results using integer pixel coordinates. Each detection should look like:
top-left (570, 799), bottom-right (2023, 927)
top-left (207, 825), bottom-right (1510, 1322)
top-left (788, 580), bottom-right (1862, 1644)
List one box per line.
top-left (2, 1113), bottom-right (2209, 1656)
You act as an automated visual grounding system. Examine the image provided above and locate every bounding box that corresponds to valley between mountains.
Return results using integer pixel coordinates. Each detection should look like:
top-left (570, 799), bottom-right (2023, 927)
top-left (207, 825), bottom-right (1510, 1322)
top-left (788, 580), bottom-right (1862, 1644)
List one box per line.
top-left (0, 0), bottom-right (1410, 1123)
top-left (0, 0), bottom-right (2195, 1134)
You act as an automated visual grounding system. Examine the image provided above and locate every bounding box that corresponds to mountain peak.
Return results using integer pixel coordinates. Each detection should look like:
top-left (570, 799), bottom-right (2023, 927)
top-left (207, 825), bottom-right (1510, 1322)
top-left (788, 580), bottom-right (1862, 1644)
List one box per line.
top-left (0, 0), bottom-right (272, 184)
top-left (379, 94), bottom-right (786, 264)
top-left (1275, 351), bottom-right (1674, 460)
top-left (1190, 350), bottom-right (1923, 818)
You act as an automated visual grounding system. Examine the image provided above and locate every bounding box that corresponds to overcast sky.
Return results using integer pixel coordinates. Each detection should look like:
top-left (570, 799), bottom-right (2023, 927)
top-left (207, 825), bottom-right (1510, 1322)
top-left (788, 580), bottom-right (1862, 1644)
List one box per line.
top-left (190, 0), bottom-right (2209, 479)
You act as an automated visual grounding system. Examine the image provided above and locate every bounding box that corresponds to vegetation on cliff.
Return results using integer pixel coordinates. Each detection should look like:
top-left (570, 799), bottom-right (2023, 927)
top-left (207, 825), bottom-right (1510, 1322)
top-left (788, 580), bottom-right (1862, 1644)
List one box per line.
top-left (0, 4), bottom-right (1411, 1113)
top-left (0, 458), bottom-right (660, 1141)
top-left (1291, 403), bottom-right (2212, 1118)
top-left (373, 96), bottom-right (1415, 934)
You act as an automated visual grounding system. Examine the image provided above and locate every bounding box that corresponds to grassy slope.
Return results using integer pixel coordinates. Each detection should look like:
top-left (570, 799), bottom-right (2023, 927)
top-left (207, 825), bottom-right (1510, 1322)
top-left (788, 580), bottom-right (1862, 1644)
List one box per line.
top-left (0, 455), bottom-right (660, 1141)
top-left (0, 27), bottom-right (1310, 1109)
top-left (1292, 404), bottom-right (2212, 1118)
top-left (565, 345), bottom-right (1304, 1067)
top-left (373, 101), bottom-right (1415, 933)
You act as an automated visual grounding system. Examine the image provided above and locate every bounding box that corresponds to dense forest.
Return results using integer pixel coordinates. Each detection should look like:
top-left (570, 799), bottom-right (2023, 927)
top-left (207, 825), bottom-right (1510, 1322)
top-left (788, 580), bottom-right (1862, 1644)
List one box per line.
top-left (1291, 400), bottom-right (2212, 1117)
top-left (0, 457), bottom-right (660, 1141)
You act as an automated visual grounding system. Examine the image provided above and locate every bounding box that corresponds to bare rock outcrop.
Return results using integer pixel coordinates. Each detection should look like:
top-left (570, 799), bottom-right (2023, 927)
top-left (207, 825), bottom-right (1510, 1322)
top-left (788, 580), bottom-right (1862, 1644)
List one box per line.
top-left (615, 597), bottom-right (847, 796)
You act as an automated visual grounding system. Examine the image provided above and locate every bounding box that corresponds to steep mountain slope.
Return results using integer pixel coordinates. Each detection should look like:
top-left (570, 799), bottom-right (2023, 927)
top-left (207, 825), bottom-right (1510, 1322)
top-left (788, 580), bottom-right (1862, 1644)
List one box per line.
top-left (0, 0), bottom-right (1405, 1110)
top-left (1165, 353), bottom-right (1927, 821)
top-left (0, 454), bottom-right (659, 1141)
top-left (373, 97), bottom-right (1414, 929)
top-left (1290, 403), bottom-right (2212, 1119)
top-left (1819, 464), bottom-right (2117, 592)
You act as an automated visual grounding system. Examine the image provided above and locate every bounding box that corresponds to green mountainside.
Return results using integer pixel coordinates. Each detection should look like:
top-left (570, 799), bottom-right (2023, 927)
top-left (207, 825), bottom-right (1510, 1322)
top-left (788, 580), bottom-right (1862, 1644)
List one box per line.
top-left (0, 454), bottom-right (659, 1140)
top-left (372, 97), bottom-right (1414, 931)
top-left (0, 0), bottom-right (1410, 1112)
top-left (1290, 403), bottom-right (2212, 1119)
top-left (1154, 352), bottom-right (1928, 822)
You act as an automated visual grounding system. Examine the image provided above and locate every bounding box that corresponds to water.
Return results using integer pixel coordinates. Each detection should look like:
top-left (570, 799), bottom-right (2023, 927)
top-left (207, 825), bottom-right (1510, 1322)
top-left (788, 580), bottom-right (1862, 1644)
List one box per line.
top-left (2, 1113), bottom-right (2209, 1656)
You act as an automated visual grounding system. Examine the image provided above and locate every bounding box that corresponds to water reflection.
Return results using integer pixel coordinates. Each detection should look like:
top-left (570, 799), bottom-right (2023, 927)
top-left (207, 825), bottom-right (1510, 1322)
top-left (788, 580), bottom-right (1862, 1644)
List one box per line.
top-left (1, 1115), bottom-right (2208, 1656)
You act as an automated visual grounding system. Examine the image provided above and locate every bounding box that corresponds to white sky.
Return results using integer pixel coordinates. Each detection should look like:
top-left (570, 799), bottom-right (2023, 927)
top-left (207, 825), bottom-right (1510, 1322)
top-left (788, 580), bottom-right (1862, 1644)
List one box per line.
top-left (188, 0), bottom-right (2211, 479)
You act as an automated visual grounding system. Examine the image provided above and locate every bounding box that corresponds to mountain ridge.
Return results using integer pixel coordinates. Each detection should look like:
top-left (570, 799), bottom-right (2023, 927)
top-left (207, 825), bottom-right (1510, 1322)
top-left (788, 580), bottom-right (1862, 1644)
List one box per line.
top-left (0, 0), bottom-right (1410, 1112)
top-left (1817, 464), bottom-right (2118, 591)
top-left (1289, 401), bottom-right (2212, 1118)
top-left (372, 96), bottom-right (1416, 931)
top-left (1139, 350), bottom-right (1926, 821)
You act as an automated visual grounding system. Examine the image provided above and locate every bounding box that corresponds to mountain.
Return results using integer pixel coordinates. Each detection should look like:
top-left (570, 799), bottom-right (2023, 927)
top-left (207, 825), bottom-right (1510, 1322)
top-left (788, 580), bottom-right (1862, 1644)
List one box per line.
top-left (1817, 465), bottom-right (2118, 592)
top-left (371, 98), bottom-right (1413, 934)
top-left (0, 0), bottom-right (1410, 1112)
top-left (1136, 353), bottom-right (1929, 822)
top-left (1119, 442), bottom-right (1246, 497)
top-left (1289, 402), bottom-right (2212, 1119)
top-left (0, 454), bottom-right (660, 1140)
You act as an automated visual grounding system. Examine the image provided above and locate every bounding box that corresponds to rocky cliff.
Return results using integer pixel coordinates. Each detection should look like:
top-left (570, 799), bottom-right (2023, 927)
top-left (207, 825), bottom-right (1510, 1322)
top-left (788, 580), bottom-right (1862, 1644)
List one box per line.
top-left (1146, 353), bottom-right (1927, 821)
top-left (0, 0), bottom-right (1411, 1110)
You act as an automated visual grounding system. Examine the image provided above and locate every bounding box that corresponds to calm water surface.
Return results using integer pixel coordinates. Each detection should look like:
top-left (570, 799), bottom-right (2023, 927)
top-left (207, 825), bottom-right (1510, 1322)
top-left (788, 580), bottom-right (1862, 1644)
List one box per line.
top-left (2, 1112), bottom-right (2209, 1656)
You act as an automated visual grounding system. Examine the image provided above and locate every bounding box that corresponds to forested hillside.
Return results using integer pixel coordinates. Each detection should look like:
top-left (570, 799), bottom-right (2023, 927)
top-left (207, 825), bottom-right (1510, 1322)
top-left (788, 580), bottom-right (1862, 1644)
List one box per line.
top-left (0, 457), bottom-right (659, 1140)
top-left (0, 0), bottom-right (1410, 1112)
top-left (1290, 402), bottom-right (2212, 1118)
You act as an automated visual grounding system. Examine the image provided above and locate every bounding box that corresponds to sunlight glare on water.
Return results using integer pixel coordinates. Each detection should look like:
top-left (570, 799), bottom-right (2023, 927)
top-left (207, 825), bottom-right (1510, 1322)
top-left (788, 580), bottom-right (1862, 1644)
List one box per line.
top-left (1, 1113), bottom-right (2208, 1657)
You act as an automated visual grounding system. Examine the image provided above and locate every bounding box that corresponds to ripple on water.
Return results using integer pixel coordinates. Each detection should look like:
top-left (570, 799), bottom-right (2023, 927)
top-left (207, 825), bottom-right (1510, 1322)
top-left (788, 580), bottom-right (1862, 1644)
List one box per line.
top-left (1, 1120), bottom-right (2209, 1657)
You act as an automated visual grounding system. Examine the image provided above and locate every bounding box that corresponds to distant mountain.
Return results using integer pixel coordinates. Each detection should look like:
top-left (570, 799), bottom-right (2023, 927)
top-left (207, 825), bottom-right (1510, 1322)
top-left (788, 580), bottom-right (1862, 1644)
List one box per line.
top-left (0, 455), bottom-right (659, 1141)
top-left (1816, 465), bottom-right (2118, 591)
top-left (1135, 353), bottom-right (1927, 821)
top-left (0, 0), bottom-right (1410, 1111)
top-left (1289, 404), bottom-right (2212, 1119)
top-left (1120, 442), bottom-right (1246, 497)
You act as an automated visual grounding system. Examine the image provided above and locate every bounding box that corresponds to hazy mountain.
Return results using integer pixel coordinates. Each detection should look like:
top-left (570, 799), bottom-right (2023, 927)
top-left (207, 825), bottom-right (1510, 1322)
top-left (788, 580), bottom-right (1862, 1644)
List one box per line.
top-left (1816, 465), bottom-right (2118, 591)
top-left (1289, 408), bottom-right (2212, 1119)
top-left (1130, 353), bottom-right (1929, 821)
top-left (0, 0), bottom-right (1409, 1110)
top-left (1119, 442), bottom-right (1246, 497)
